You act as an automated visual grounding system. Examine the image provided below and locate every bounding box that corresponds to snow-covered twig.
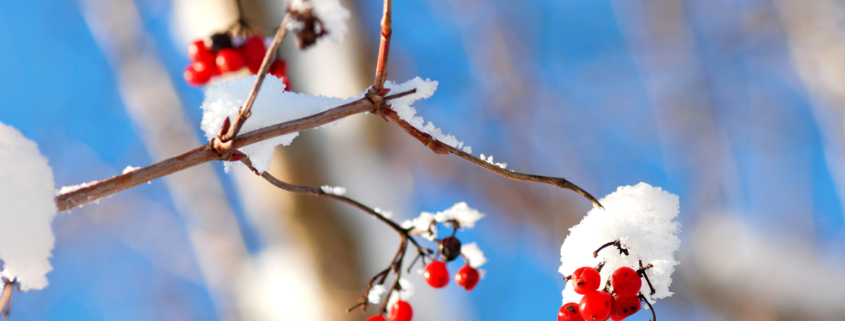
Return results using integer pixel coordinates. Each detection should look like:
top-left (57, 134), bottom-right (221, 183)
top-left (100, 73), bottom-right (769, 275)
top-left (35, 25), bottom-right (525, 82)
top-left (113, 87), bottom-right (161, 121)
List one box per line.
top-left (54, 90), bottom-right (416, 211)
top-left (213, 13), bottom-right (292, 155)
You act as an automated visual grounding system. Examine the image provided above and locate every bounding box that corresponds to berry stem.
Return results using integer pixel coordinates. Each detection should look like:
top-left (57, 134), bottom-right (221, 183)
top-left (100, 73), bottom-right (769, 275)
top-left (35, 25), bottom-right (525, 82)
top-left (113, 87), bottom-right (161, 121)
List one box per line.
top-left (638, 260), bottom-right (656, 295)
top-left (639, 293), bottom-right (657, 321)
top-left (593, 240), bottom-right (629, 258)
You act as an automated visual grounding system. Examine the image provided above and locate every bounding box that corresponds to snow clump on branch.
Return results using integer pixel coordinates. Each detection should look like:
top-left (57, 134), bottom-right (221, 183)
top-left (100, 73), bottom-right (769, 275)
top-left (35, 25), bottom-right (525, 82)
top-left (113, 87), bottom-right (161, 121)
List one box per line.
top-left (401, 202), bottom-right (485, 241)
top-left (559, 183), bottom-right (680, 304)
top-left (0, 122), bottom-right (58, 291)
top-left (201, 76), bottom-right (446, 174)
top-left (384, 78), bottom-right (472, 154)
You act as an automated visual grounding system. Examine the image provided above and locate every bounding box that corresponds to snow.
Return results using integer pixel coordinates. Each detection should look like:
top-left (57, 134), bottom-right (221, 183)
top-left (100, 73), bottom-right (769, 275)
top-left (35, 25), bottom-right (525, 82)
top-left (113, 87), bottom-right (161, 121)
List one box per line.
top-left (374, 208), bottom-right (393, 219)
top-left (122, 165), bottom-right (140, 174)
top-left (461, 242), bottom-right (487, 268)
top-left (201, 76), bottom-right (444, 174)
top-left (0, 122), bottom-right (57, 291)
top-left (384, 78), bottom-right (472, 154)
top-left (200, 75), bottom-right (352, 173)
top-left (288, 0), bottom-right (350, 42)
top-left (367, 284), bottom-right (386, 304)
top-left (386, 278), bottom-right (414, 307)
top-left (57, 180), bottom-right (99, 195)
top-left (401, 202), bottom-right (485, 241)
top-left (479, 154), bottom-right (507, 169)
top-left (559, 183), bottom-right (680, 304)
top-left (320, 185), bottom-right (346, 195)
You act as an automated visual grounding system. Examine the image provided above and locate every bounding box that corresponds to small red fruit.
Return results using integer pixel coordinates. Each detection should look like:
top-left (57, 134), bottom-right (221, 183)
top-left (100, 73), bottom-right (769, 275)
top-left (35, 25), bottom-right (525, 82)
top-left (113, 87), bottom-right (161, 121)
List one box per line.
top-left (215, 48), bottom-right (246, 73)
top-left (366, 315), bottom-right (386, 321)
top-left (269, 60), bottom-right (287, 78)
top-left (184, 64), bottom-right (210, 85)
top-left (610, 295), bottom-right (641, 320)
top-left (579, 291), bottom-right (612, 321)
top-left (455, 265), bottom-right (479, 291)
top-left (570, 266), bottom-right (601, 294)
top-left (188, 40), bottom-right (213, 61)
top-left (558, 302), bottom-right (585, 321)
top-left (423, 261), bottom-right (449, 288)
top-left (242, 37), bottom-right (267, 60)
top-left (387, 300), bottom-right (412, 321)
top-left (611, 267), bottom-right (641, 297)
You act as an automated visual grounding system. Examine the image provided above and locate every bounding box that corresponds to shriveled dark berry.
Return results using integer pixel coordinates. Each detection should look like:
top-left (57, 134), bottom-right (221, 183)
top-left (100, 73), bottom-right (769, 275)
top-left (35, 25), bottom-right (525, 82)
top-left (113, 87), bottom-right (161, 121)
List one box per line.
top-left (439, 236), bottom-right (462, 262)
top-left (209, 33), bottom-right (233, 52)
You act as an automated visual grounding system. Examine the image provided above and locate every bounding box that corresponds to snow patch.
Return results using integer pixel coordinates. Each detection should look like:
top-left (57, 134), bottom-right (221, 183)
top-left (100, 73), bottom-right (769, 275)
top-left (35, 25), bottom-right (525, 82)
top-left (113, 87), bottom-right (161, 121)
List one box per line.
top-left (461, 242), bottom-right (487, 268)
top-left (320, 185), bottom-right (346, 195)
top-left (384, 78), bottom-right (471, 153)
top-left (0, 122), bottom-right (57, 291)
top-left (479, 154), bottom-right (507, 169)
top-left (288, 0), bottom-right (350, 42)
top-left (559, 183), bottom-right (681, 305)
top-left (401, 202), bottom-right (485, 241)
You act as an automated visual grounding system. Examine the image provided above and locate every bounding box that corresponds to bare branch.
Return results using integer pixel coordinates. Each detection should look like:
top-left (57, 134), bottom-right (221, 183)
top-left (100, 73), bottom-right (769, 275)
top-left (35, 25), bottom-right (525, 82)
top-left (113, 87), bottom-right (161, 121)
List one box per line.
top-left (0, 280), bottom-right (13, 317)
top-left (377, 110), bottom-right (603, 208)
top-left (373, 0), bottom-right (393, 90)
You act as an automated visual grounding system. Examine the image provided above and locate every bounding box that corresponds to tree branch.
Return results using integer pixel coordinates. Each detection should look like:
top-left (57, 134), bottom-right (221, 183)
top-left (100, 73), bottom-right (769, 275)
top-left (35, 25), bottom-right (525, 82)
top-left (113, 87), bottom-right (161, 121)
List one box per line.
top-left (377, 109), bottom-right (604, 208)
top-left (373, 0), bottom-right (392, 91)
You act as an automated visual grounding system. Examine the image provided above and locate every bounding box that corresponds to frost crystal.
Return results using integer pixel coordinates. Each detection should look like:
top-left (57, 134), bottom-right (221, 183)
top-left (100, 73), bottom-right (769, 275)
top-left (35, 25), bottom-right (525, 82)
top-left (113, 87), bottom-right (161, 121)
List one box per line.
top-left (461, 242), bottom-right (488, 268)
top-left (384, 78), bottom-right (471, 153)
top-left (401, 202), bottom-right (485, 241)
top-left (479, 154), bottom-right (507, 169)
top-left (559, 183), bottom-right (680, 304)
top-left (367, 284), bottom-right (386, 304)
top-left (200, 76), bottom-right (352, 173)
top-left (320, 185), bottom-right (346, 195)
top-left (0, 122), bottom-right (58, 291)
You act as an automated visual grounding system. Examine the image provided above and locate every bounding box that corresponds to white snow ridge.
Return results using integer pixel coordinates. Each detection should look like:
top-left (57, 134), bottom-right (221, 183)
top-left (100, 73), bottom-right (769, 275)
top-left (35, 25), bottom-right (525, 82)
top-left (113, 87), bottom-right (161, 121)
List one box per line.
top-left (559, 183), bottom-right (680, 304)
top-left (0, 122), bottom-right (58, 291)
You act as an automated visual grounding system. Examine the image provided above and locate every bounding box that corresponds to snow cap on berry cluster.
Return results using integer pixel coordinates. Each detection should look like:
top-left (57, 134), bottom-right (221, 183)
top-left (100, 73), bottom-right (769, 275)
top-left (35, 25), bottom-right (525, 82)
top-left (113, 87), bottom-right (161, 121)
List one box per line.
top-left (288, 0), bottom-right (350, 42)
top-left (401, 202), bottom-right (485, 241)
top-left (461, 242), bottom-right (487, 269)
top-left (384, 78), bottom-right (472, 154)
top-left (0, 122), bottom-right (58, 291)
top-left (559, 183), bottom-right (680, 304)
top-left (386, 278), bottom-right (414, 307)
top-left (201, 76), bottom-right (442, 173)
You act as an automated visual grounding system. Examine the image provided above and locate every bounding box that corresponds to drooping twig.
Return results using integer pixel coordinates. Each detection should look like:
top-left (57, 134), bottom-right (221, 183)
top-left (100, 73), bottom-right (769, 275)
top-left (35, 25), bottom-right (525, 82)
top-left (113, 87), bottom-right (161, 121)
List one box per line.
top-left (376, 110), bottom-right (603, 208)
top-left (593, 240), bottom-right (629, 258)
top-left (213, 13), bottom-right (292, 157)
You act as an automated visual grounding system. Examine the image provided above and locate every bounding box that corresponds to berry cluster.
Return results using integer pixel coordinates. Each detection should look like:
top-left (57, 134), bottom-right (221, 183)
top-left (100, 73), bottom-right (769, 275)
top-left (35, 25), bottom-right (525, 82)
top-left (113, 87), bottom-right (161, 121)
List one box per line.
top-left (558, 241), bottom-right (656, 321)
top-left (422, 236), bottom-right (481, 291)
top-left (183, 33), bottom-right (289, 87)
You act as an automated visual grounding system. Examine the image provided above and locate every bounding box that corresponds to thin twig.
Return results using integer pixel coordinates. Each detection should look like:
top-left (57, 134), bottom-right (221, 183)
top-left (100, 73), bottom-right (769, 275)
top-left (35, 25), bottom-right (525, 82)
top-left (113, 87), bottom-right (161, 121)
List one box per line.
top-left (373, 0), bottom-right (392, 90)
top-left (593, 240), bottom-right (628, 258)
top-left (215, 14), bottom-right (292, 156)
top-left (0, 281), bottom-right (13, 318)
top-left (639, 293), bottom-right (657, 321)
top-left (639, 260), bottom-right (656, 295)
top-left (377, 110), bottom-right (603, 208)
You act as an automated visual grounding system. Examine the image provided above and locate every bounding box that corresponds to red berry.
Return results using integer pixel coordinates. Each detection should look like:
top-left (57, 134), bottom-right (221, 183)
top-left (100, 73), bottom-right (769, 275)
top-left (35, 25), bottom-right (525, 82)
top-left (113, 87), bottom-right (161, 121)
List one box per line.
top-left (610, 316), bottom-right (624, 321)
top-left (184, 64), bottom-right (210, 85)
top-left (610, 295), bottom-right (641, 320)
top-left (455, 265), bottom-right (479, 291)
top-left (558, 302), bottom-right (585, 321)
top-left (570, 266), bottom-right (601, 294)
top-left (423, 261), bottom-right (449, 288)
top-left (579, 291), bottom-right (612, 321)
top-left (269, 60), bottom-right (287, 78)
top-left (611, 267), bottom-right (641, 297)
top-left (241, 37), bottom-right (267, 65)
top-left (188, 40), bottom-right (213, 61)
top-left (387, 300), bottom-right (412, 321)
top-left (215, 48), bottom-right (246, 73)
top-left (366, 315), bottom-right (386, 321)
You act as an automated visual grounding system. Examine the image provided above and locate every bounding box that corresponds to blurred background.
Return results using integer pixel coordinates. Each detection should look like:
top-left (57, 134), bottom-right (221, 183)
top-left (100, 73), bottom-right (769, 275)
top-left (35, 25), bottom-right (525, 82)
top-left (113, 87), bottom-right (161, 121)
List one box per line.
top-left (2, 0), bottom-right (845, 320)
